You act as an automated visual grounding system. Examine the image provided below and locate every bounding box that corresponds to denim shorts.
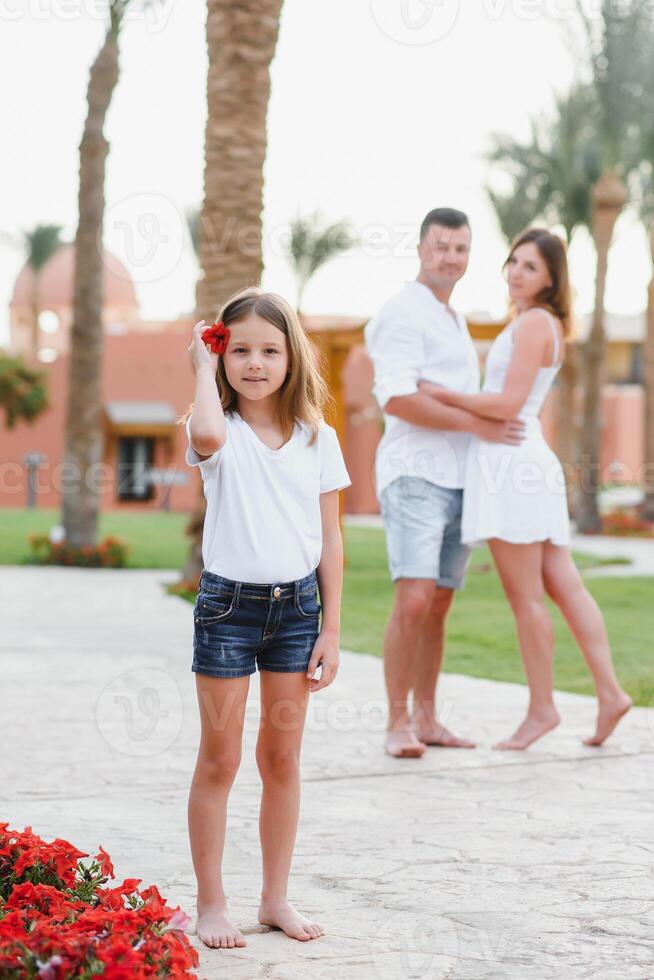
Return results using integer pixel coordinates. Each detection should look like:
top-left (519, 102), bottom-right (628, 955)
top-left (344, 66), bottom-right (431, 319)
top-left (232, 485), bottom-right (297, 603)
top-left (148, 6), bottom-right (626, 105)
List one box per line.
top-left (192, 568), bottom-right (321, 678)
top-left (379, 476), bottom-right (471, 589)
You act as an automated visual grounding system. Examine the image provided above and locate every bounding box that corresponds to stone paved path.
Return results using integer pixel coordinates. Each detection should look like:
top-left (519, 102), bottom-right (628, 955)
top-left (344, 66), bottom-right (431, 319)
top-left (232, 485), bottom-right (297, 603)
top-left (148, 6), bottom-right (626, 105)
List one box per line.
top-left (2, 566), bottom-right (653, 979)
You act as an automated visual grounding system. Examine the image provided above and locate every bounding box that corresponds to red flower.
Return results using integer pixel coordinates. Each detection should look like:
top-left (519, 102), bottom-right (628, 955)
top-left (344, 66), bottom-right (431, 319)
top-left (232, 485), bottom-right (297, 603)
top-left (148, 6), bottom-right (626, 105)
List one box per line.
top-left (96, 846), bottom-right (115, 880)
top-left (201, 320), bottom-right (230, 355)
top-left (0, 824), bottom-right (199, 978)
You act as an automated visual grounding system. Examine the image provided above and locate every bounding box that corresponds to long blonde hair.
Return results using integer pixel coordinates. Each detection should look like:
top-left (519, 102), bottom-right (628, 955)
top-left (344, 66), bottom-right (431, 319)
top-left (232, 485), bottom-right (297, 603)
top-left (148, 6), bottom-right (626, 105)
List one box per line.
top-left (179, 287), bottom-right (332, 446)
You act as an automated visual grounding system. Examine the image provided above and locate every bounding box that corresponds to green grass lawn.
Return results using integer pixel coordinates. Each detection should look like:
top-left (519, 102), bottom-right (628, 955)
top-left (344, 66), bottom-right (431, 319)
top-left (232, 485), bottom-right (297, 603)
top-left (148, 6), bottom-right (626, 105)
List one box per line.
top-left (0, 507), bottom-right (188, 569)
top-left (2, 508), bottom-right (651, 706)
top-left (342, 527), bottom-right (653, 707)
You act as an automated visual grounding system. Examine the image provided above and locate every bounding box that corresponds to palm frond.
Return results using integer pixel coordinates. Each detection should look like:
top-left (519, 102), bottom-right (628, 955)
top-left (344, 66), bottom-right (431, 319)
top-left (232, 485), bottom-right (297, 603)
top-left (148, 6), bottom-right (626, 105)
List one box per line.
top-left (486, 84), bottom-right (599, 244)
top-left (286, 212), bottom-right (356, 308)
top-left (24, 224), bottom-right (63, 273)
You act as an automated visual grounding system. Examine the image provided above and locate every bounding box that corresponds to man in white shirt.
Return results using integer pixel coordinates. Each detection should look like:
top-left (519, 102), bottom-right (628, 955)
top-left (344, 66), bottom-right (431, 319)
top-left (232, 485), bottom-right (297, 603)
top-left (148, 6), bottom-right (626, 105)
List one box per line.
top-left (365, 208), bottom-right (524, 758)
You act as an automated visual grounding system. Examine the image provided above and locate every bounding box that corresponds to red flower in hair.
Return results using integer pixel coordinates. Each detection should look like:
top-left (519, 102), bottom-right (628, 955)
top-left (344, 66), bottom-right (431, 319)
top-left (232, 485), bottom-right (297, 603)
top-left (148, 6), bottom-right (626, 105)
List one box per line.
top-left (201, 320), bottom-right (230, 355)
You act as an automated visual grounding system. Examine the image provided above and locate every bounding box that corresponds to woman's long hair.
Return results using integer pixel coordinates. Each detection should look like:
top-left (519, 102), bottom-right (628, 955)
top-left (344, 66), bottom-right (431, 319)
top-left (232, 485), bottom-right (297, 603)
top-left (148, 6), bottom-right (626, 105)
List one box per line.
top-left (504, 228), bottom-right (573, 339)
top-left (179, 287), bottom-right (332, 446)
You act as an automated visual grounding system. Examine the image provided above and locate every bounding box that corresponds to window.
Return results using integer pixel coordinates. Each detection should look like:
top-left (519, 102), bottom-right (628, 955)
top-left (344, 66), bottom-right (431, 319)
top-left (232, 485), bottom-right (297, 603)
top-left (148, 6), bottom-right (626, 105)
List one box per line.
top-left (38, 310), bottom-right (60, 334)
top-left (117, 437), bottom-right (155, 502)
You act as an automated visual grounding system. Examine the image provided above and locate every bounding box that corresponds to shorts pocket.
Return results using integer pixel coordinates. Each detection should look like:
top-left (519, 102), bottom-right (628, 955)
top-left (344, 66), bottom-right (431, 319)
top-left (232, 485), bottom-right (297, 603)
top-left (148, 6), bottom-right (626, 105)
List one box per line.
top-left (294, 588), bottom-right (322, 620)
top-left (195, 590), bottom-right (236, 625)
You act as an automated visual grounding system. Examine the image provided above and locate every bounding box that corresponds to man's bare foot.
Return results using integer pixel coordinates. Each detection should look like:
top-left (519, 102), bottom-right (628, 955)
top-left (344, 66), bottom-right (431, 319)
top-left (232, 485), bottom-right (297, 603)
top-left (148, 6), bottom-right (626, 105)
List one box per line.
top-left (196, 904), bottom-right (246, 949)
top-left (583, 692), bottom-right (632, 746)
top-left (385, 728), bottom-right (426, 758)
top-left (493, 710), bottom-right (560, 751)
top-left (258, 900), bottom-right (324, 941)
top-left (415, 719), bottom-right (476, 748)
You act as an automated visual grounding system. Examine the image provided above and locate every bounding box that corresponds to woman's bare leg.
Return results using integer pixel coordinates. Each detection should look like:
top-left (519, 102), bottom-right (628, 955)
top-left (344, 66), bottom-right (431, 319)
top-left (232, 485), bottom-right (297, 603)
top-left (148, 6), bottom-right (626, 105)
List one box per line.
top-left (188, 673), bottom-right (250, 949)
top-left (542, 542), bottom-right (632, 745)
top-left (489, 539), bottom-right (560, 750)
top-left (256, 670), bottom-right (324, 942)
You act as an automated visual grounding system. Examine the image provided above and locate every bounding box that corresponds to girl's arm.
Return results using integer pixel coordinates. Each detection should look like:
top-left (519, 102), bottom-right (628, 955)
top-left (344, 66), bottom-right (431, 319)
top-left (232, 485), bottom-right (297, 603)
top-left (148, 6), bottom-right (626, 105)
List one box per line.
top-left (419, 311), bottom-right (555, 420)
top-left (187, 319), bottom-right (227, 454)
top-left (307, 490), bottom-right (343, 693)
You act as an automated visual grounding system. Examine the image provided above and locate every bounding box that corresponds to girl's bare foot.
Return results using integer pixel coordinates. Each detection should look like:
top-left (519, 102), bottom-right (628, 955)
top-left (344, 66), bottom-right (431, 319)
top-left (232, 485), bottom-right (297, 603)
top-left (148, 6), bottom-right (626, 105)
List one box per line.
top-left (415, 719), bottom-right (476, 748)
top-left (196, 904), bottom-right (246, 949)
top-left (258, 900), bottom-right (324, 941)
top-left (583, 692), bottom-right (632, 746)
top-left (493, 709), bottom-right (560, 751)
top-left (385, 728), bottom-right (426, 758)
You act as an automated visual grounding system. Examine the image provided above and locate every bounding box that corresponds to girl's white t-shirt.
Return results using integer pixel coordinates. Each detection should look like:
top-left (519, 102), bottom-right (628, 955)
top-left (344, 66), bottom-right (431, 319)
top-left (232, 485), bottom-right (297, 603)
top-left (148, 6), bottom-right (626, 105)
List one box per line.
top-left (185, 411), bottom-right (352, 584)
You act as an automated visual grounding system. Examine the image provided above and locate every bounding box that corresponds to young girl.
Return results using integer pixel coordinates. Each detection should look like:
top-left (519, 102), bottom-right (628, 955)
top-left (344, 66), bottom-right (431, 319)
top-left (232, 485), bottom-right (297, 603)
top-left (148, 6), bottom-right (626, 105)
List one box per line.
top-left (419, 228), bottom-right (631, 750)
top-left (182, 287), bottom-right (351, 949)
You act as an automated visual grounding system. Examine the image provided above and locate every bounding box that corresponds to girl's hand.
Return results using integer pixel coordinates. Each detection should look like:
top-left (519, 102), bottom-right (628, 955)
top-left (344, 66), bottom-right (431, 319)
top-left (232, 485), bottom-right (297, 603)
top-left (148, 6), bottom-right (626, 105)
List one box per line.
top-left (306, 633), bottom-right (340, 693)
top-left (188, 319), bottom-right (220, 375)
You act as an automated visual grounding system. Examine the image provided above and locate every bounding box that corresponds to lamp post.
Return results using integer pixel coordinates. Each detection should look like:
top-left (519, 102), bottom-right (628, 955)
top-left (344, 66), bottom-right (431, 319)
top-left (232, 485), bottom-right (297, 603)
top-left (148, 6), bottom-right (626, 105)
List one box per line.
top-left (22, 452), bottom-right (46, 510)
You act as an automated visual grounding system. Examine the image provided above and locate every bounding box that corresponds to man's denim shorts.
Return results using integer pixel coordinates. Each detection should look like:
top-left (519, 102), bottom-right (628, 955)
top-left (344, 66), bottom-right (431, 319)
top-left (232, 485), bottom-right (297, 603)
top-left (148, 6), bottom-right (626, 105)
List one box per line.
top-left (379, 476), bottom-right (471, 589)
top-left (192, 568), bottom-right (321, 678)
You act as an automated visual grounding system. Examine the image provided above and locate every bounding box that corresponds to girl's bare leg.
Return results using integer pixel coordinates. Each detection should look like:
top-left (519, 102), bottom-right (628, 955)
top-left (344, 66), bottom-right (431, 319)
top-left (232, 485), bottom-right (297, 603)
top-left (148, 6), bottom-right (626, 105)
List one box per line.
top-left (188, 673), bottom-right (250, 949)
top-left (489, 539), bottom-right (560, 750)
top-left (256, 670), bottom-right (324, 941)
top-left (542, 542), bottom-right (632, 745)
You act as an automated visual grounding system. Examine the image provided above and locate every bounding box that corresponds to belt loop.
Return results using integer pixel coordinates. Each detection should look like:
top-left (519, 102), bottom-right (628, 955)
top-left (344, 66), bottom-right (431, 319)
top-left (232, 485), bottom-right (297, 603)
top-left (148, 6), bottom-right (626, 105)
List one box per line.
top-left (234, 581), bottom-right (241, 607)
top-left (294, 579), bottom-right (300, 603)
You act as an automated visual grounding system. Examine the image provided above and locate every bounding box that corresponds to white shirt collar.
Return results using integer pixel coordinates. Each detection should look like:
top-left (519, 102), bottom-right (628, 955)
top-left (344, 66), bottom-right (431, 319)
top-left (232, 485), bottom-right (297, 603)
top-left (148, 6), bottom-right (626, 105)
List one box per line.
top-left (405, 280), bottom-right (461, 325)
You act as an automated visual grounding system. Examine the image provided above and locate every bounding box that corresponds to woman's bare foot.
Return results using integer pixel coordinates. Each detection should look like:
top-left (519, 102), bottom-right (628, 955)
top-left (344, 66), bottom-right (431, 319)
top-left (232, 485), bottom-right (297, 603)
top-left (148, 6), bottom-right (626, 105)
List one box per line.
top-left (385, 728), bottom-right (426, 758)
top-left (583, 692), bottom-right (632, 746)
top-left (415, 719), bottom-right (476, 748)
top-left (493, 709), bottom-right (560, 751)
top-left (196, 903), bottom-right (246, 949)
top-left (258, 900), bottom-right (324, 941)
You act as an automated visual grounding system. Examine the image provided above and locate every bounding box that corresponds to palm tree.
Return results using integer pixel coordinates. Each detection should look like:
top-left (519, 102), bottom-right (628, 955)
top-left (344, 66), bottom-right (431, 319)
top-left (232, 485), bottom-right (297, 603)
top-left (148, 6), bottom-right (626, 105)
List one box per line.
top-left (574, 0), bottom-right (654, 531)
top-left (181, 0), bottom-right (284, 587)
top-left (23, 224), bottom-right (63, 360)
top-left (194, 0), bottom-right (284, 321)
top-left (486, 84), bottom-right (600, 508)
top-left (285, 212), bottom-right (355, 313)
top-left (487, 85), bottom-right (599, 244)
top-left (61, 1), bottom-right (135, 549)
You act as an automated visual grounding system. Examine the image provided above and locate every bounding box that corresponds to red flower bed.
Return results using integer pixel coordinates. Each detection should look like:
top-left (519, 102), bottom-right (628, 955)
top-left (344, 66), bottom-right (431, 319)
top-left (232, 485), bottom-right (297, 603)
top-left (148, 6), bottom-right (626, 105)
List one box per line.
top-left (0, 823), bottom-right (198, 978)
top-left (27, 535), bottom-right (130, 568)
top-left (601, 509), bottom-right (654, 538)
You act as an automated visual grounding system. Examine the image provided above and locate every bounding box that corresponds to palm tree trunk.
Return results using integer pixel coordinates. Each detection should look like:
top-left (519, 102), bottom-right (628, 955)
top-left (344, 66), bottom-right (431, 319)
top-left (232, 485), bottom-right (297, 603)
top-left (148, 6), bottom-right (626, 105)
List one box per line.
top-left (185, 0), bottom-right (283, 587)
top-left (195, 0), bottom-right (284, 321)
top-left (577, 172), bottom-right (626, 533)
top-left (61, 16), bottom-right (121, 547)
top-left (31, 284), bottom-right (40, 362)
top-left (642, 217), bottom-right (654, 521)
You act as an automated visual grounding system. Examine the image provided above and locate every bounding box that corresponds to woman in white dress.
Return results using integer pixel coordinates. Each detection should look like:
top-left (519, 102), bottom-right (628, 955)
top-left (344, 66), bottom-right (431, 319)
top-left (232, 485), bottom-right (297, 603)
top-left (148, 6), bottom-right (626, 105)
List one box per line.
top-left (418, 228), bottom-right (632, 750)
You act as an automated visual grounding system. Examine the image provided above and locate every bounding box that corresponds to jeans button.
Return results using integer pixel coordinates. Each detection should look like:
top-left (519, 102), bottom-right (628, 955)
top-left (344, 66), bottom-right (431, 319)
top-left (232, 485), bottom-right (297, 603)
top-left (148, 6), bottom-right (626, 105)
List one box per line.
top-left (273, 586), bottom-right (281, 599)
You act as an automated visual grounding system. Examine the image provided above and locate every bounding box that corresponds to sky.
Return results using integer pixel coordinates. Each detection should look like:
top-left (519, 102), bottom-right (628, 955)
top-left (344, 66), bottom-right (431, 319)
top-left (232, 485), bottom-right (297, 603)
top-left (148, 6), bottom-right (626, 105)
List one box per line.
top-left (1, 0), bottom-right (652, 350)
